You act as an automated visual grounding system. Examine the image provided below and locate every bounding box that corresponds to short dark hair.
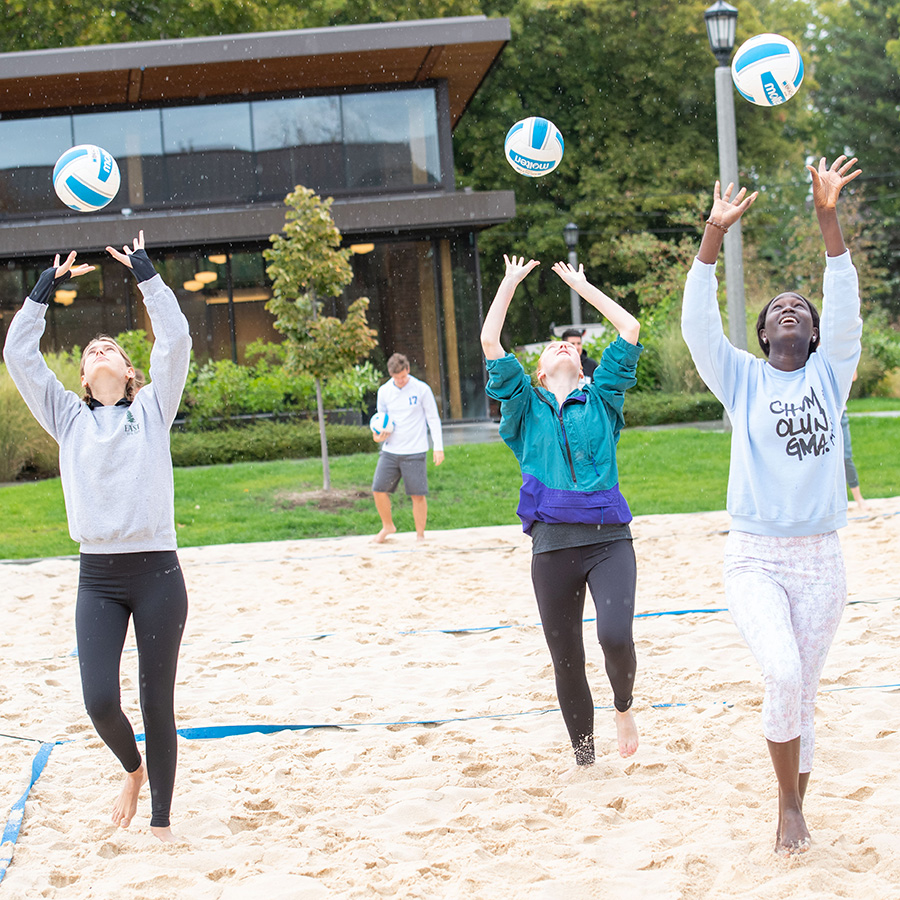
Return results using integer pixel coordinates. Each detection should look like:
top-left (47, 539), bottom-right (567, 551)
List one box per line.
top-left (387, 352), bottom-right (410, 375)
top-left (560, 328), bottom-right (584, 342)
top-left (755, 293), bottom-right (820, 359)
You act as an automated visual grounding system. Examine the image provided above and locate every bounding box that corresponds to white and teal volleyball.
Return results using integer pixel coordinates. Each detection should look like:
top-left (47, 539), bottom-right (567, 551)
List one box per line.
top-left (52, 145), bottom-right (121, 212)
top-left (504, 117), bottom-right (565, 178)
top-left (369, 412), bottom-right (394, 435)
top-left (731, 33), bottom-right (804, 107)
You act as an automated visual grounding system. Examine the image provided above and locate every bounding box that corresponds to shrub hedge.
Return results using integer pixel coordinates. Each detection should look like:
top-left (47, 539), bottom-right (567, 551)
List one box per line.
top-left (624, 391), bottom-right (724, 427)
top-left (170, 420), bottom-right (377, 467)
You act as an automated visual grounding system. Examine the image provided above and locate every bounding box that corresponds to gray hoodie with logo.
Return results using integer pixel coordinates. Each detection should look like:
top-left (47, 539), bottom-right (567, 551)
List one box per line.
top-left (3, 274), bottom-right (191, 553)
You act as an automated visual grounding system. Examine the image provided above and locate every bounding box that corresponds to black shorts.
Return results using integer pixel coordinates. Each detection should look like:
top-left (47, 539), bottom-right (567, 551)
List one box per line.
top-left (371, 451), bottom-right (428, 495)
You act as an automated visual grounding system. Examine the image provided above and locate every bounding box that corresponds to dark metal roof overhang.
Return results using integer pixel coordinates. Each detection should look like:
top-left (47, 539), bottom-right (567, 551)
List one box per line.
top-left (0, 16), bottom-right (510, 127)
top-left (0, 190), bottom-right (516, 258)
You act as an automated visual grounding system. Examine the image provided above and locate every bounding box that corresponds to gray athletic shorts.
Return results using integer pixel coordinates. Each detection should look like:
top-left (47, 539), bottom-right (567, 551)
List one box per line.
top-left (372, 451), bottom-right (428, 495)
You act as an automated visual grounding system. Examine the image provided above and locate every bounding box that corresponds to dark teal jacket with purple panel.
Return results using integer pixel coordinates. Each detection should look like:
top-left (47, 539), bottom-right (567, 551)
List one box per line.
top-left (485, 336), bottom-right (642, 534)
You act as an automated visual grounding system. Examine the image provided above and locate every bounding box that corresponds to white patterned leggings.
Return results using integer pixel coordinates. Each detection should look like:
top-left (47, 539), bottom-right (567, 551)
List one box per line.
top-left (723, 530), bottom-right (846, 773)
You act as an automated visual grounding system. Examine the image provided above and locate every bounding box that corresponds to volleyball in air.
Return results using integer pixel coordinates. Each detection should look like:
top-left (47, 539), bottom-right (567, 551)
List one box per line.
top-left (52, 145), bottom-right (121, 212)
top-left (504, 117), bottom-right (565, 177)
top-left (731, 33), bottom-right (804, 107)
top-left (369, 412), bottom-right (394, 436)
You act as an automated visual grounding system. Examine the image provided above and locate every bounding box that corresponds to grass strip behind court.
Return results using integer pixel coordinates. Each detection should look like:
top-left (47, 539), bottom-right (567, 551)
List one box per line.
top-left (2, 417), bottom-right (900, 560)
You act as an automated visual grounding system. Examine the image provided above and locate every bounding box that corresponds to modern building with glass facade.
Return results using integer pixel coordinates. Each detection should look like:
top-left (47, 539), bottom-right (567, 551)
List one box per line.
top-left (0, 17), bottom-right (515, 420)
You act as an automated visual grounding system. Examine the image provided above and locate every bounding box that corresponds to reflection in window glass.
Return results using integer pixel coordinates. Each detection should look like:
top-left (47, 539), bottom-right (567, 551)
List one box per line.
top-left (74, 109), bottom-right (164, 159)
top-left (162, 104), bottom-right (253, 153)
top-left (342, 89), bottom-right (440, 189)
top-left (162, 104), bottom-right (254, 206)
top-left (254, 97), bottom-right (344, 199)
top-left (252, 97), bottom-right (341, 150)
top-left (0, 116), bottom-right (74, 214)
top-left (74, 109), bottom-right (165, 210)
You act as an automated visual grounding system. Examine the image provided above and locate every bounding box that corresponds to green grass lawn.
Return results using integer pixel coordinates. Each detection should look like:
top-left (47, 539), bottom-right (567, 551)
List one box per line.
top-left (3, 417), bottom-right (900, 560)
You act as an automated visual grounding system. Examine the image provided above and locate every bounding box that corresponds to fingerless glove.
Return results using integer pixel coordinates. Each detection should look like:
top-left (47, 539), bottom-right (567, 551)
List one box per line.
top-left (28, 266), bottom-right (70, 305)
top-left (127, 248), bottom-right (158, 283)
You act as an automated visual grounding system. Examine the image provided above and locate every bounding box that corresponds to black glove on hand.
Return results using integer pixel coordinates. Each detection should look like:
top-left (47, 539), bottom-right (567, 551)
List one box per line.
top-left (29, 266), bottom-right (71, 305)
top-left (127, 248), bottom-right (158, 284)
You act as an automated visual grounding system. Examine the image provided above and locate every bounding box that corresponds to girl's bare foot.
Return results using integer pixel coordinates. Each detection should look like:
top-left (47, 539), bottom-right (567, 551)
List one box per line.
top-left (150, 825), bottom-right (179, 843)
top-left (615, 710), bottom-right (639, 758)
top-left (111, 763), bottom-right (147, 829)
top-left (775, 807), bottom-right (811, 856)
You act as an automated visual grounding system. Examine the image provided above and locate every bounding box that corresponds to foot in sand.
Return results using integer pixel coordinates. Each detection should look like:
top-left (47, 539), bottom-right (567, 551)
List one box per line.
top-left (373, 524), bottom-right (396, 543)
top-left (150, 825), bottom-right (179, 844)
top-left (112, 763), bottom-right (147, 829)
top-left (775, 808), bottom-right (811, 856)
top-left (615, 710), bottom-right (639, 758)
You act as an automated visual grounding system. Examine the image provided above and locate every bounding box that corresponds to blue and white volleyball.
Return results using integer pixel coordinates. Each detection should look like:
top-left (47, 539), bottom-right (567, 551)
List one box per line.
top-left (504, 117), bottom-right (565, 178)
top-left (52, 145), bottom-right (121, 212)
top-left (369, 412), bottom-right (394, 435)
top-left (731, 33), bottom-right (804, 107)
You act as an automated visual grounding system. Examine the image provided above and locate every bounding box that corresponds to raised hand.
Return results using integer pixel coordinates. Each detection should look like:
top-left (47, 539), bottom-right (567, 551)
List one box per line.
top-left (502, 254), bottom-right (539, 285)
top-left (53, 251), bottom-right (95, 280)
top-left (708, 181), bottom-right (758, 230)
top-left (106, 230), bottom-right (146, 269)
top-left (551, 260), bottom-right (587, 290)
top-left (106, 230), bottom-right (158, 283)
top-left (807, 156), bottom-right (861, 210)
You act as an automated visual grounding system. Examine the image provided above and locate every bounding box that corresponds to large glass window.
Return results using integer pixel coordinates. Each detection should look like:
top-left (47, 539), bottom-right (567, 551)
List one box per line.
top-left (73, 109), bottom-right (164, 210)
top-left (162, 104), bottom-right (254, 206)
top-left (0, 86), bottom-right (444, 219)
top-left (253, 96), bottom-right (343, 196)
top-left (342, 90), bottom-right (441, 189)
top-left (0, 116), bottom-right (72, 215)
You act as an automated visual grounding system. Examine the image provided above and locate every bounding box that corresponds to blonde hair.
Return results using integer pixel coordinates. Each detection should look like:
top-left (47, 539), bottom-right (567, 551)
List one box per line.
top-left (80, 335), bottom-right (144, 404)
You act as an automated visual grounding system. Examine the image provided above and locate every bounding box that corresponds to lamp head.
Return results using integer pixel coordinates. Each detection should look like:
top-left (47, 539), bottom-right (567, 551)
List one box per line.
top-left (704, 0), bottom-right (738, 66)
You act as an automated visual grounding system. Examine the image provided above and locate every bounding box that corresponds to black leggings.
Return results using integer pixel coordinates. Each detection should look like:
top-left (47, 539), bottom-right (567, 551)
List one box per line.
top-left (531, 539), bottom-right (637, 764)
top-left (76, 551), bottom-right (188, 828)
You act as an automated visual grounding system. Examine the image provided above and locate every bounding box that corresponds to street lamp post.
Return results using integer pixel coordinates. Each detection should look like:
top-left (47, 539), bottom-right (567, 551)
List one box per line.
top-left (563, 221), bottom-right (581, 326)
top-left (704, 0), bottom-right (747, 352)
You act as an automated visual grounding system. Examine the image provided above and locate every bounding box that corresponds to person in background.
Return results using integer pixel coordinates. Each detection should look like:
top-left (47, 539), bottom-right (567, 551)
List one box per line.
top-left (561, 327), bottom-right (598, 383)
top-left (842, 370), bottom-right (868, 511)
top-left (371, 352), bottom-right (444, 542)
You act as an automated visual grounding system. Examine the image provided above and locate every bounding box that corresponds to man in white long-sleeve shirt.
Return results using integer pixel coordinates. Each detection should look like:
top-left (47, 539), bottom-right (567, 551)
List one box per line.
top-left (371, 353), bottom-right (444, 542)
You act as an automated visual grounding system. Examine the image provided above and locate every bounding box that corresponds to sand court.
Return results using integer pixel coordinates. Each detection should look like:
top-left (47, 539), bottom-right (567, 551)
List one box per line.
top-left (1, 504), bottom-right (899, 898)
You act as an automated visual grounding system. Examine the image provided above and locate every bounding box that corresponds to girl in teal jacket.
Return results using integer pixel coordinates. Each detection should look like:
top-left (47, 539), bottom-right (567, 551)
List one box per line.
top-left (481, 255), bottom-right (642, 766)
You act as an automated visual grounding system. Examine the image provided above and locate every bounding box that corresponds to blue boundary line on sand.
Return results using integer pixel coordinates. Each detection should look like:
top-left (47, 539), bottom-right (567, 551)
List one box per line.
top-left (3, 676), bottom-right (900, 884)
top-left (31, 593), bottom-right (900, 661)
top-left (0, 742), bottom-right (56, 886)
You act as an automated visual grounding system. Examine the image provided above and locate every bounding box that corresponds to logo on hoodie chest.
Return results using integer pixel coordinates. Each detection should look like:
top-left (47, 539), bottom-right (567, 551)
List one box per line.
top-left (124, 410), bottom-right (141, 435)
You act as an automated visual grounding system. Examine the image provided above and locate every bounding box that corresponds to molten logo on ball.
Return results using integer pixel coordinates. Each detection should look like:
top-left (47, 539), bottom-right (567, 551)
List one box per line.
top-left (731, 33), bottom-right (804, 107)
top-left (504, 117), bottom-right (565, 178)
top-left (52, 144), bottom-right (121, 212)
